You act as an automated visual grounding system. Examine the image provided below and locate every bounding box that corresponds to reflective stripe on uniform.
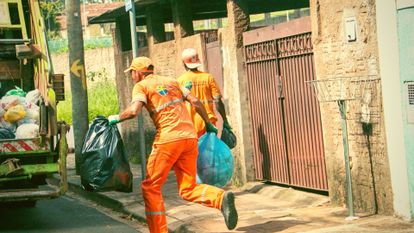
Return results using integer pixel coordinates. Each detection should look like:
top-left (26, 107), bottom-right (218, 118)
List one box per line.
top-left (152, 99), bottom-right (183, 113)
top-left (145, 211), bottom-right (166, 216)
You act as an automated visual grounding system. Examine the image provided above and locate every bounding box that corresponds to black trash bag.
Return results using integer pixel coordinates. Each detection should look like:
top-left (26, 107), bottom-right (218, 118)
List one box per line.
top-left (80, 116), bottom-right (133, 192)
top-left (221, 127), bottom-right (237, 149)
top-left (0, 128), bottom-right (15, 140)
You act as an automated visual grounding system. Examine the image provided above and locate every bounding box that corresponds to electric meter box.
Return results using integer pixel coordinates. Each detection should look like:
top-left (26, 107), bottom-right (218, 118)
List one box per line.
top-left (406, 82), bottom-right (414, 124)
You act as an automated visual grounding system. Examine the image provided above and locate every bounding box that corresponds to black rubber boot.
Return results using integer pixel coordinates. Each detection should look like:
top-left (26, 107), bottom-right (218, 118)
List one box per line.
top-left (221, 192), bottom-right (238, 230)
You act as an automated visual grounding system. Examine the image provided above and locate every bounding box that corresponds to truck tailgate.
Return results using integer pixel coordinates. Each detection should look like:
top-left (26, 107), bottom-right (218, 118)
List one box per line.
top-left (0, 138), bottom-right (49, 154)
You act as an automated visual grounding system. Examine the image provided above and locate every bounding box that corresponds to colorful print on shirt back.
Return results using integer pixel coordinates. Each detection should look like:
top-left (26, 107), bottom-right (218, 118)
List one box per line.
top-left (156, 85), bottom-right (168, 96)
top-left (184, 81), bottom-right (193, 90)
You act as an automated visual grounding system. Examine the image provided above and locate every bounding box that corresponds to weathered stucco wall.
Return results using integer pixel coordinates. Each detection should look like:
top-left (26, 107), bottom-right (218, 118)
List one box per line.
top-left (310, 0), bottom-right (393, 214)
top-left (113, 33), bottom-right (209, 159)
top-left (150, 34), bottom-right (206, 79)
top-left (115, 49), bottom-right (154, 158)
top-left (218, 0), bottom-right (255, 187)
top-left (51, 47), bottom-right (116, 91)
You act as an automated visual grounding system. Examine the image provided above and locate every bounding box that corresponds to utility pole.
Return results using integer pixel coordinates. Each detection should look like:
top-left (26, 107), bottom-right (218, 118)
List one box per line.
top-left (66, 0), bottom-right (89, 174)
top-left (126, 0), bottom-right (146, 180)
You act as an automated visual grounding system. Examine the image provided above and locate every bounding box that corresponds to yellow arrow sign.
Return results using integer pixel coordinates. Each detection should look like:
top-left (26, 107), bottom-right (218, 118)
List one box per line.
top-left (70, 59), bottom-right (87, 90)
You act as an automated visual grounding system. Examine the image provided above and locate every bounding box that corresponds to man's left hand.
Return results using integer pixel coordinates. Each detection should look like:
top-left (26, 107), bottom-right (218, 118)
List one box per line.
top-left (205, 122), bottom-right (218, 134)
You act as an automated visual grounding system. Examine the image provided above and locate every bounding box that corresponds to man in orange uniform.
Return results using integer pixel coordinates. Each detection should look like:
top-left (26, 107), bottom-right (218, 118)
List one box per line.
top-left (108, 57), bottom-right (238, 233)
top-left (177, 48), bottom-right (232, 138)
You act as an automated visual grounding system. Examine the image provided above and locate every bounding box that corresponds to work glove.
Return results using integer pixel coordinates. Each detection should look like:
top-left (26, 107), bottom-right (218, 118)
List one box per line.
top-left (108, 115), bottom-right (120, 125)
top-left (205, 122), bottom-right (218, 134)
top-left (223, 120), bottom-right (232, 130)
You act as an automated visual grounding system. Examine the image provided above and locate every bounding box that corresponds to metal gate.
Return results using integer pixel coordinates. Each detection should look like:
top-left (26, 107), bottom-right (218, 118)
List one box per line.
top-left (243, 17), bottom-right (328, 191)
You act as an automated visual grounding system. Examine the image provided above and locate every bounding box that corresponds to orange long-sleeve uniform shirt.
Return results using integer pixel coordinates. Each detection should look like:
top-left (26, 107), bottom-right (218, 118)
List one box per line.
top-left (131, 74), bottom-right (224, 233)
top-left (177, 71), bottom-right (222, 137)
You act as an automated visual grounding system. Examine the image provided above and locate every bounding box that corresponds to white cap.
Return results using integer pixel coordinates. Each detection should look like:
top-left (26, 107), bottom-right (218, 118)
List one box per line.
top-left (181, 48), bottom-right (201, 69)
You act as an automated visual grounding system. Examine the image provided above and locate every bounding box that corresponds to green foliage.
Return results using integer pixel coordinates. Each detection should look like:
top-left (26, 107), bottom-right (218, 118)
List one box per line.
top-left (86, 68), bottom-right (108, 83)
top-left (84, 37), bottom-right (114, 50)
top-left (48, 39), bottom-right (68, 54)
top-left (40, 0), bottom-right (64, 38)
top-left (57, 75), bottom-right (119, 125)
top-left (48, 37), bottom-right (113, 54)
top-left (87, 80), bottom-right (119, 120)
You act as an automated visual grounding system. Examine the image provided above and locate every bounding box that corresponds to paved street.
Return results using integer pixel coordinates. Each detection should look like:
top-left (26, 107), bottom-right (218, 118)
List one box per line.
top-left (0, 195), bottom-right (144, 233)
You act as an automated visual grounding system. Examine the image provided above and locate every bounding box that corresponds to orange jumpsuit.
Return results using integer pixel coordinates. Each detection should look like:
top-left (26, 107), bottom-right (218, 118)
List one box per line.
top-left (132, 74), bottom-right (225, 233)
top-left (177, 71), bottom-right (222, 137)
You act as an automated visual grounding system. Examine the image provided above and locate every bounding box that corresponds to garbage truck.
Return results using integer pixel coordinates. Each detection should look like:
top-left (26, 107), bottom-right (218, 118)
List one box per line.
top-left (0, 0), bottom-right (68, 206)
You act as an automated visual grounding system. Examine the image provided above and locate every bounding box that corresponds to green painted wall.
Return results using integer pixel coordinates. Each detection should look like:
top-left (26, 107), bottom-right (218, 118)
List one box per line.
top-left (397, 6), bottom-right (414, 217)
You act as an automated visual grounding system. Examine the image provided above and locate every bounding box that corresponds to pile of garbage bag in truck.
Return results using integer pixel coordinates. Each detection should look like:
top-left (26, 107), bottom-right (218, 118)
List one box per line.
top-left (0, 87), bottom-right (41, 140)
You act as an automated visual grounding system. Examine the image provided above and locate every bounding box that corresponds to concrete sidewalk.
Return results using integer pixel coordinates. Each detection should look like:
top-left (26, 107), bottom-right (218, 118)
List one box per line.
top-left (63, 153), bottom-right (414, 233)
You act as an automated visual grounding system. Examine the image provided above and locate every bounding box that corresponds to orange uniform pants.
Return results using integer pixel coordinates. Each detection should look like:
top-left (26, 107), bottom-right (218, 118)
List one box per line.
top-left (141, 138), bottom-right (225, 233)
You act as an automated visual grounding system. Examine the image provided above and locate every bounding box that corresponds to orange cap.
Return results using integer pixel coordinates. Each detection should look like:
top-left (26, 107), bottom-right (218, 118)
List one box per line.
top-left (124, 56), bottom-right (153, 73)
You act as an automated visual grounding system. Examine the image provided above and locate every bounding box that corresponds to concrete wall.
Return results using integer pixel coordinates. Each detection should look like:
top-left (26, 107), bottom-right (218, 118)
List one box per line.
top-left (218, 0), bottom-right (255, 186)
top-left (310, 0), bottom-right (393, 214)
top-left (112, 23), bottom-right (152, 159)
top-left (219, 27), bottom-right (255, 186)
top-left (150, 34), bottom-right (207, 79)
top-left (51, 47), bottom-right (116, 91)
top-left (113, 33), bottom-right (209, 159)
top-left (113, 27), bottom-right (254, 186)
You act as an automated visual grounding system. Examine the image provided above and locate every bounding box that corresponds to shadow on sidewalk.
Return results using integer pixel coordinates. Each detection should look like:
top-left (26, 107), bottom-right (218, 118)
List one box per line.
top-left (236, 220), bottom-right (309, 233)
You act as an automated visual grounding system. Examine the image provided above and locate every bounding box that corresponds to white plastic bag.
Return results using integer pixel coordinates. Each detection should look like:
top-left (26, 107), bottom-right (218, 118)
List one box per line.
top-left (24, 102), bottom-right (40, 123)
top-left (15, 123), bottom-right (39, 139)
top-left (1, 96), bottom-right (26, 110)
top-left (1, 96), bottom-right (20, 110)
top-left (25, 89), bottom-right (41, 105)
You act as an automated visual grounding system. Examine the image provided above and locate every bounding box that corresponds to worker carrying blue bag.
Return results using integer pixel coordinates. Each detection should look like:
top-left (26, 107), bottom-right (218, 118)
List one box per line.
top-left (197, 132), bottom-right (234, 187)
top-left (80, 116), bottom-right (133, 192)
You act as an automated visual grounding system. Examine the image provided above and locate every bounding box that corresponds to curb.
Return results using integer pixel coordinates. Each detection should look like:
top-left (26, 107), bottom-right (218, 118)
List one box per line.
top-left (49, 176), bottom-right (147, 225)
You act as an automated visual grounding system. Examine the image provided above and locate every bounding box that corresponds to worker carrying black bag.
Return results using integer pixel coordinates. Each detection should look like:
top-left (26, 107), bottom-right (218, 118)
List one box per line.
top-left (80, 116), bottom-right (133, 192)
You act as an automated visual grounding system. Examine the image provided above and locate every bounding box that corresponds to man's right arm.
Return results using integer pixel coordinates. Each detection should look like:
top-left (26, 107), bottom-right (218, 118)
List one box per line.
top-left (109, 83), bottom-right (146, 125)
top-left (119, 100), bottom-right (144, 122)
top-left (108, 100), bottom-right (144, 125)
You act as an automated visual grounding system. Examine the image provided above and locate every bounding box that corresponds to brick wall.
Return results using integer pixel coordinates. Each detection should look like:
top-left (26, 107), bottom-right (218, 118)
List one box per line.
top-left (310, 0), bottom-right (393, 214)
top-left (112, 33), bottom-right (210, 160)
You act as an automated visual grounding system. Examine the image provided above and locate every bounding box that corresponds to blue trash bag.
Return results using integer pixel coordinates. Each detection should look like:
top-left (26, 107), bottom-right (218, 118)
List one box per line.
top-left (197, 132), bottom-right (234, 187)
top-left (80, 116), bottom-right (133, 192)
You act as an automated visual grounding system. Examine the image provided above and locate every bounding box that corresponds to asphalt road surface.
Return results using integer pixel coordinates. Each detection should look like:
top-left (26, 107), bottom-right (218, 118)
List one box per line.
top-left (0, 195), bottom-right (144, 233)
